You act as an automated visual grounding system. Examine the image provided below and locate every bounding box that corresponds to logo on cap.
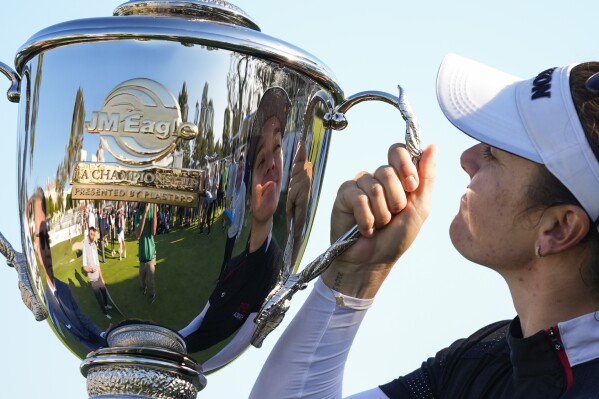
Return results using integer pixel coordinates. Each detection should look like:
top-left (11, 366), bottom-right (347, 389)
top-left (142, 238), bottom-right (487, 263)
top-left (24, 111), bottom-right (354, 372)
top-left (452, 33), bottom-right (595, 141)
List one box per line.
top-left (531, 67), bottom-right (557, 100)
top-left (86, 78), bottom-right (198, 165)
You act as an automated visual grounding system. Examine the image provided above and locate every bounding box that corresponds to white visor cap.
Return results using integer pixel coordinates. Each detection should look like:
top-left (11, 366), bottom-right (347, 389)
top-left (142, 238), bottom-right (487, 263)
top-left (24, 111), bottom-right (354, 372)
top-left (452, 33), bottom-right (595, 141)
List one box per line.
top-left (436, 53), bottom-right (599, 223)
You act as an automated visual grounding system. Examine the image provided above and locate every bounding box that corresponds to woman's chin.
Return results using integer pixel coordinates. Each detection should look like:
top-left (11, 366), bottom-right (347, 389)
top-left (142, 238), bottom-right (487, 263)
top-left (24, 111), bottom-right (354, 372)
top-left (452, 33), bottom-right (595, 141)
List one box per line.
top-left (448, 216), bottom-right (466, 250)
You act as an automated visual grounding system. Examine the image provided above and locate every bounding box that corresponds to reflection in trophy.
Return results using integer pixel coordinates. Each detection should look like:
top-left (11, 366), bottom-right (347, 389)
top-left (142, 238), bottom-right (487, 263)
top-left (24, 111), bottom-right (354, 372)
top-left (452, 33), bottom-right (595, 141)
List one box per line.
top-left (0, 1), bottom-right (419, 397)
top-left (32, 187), bottom-right (108, 352)
top-left (135, 202), bottom-right (158, 304)
top-left (179, 87), bottom-right (289, 371)
top-left (220, 152), bottom-right (245, 274)
top-left (82, 225), bottom-right (114, 319)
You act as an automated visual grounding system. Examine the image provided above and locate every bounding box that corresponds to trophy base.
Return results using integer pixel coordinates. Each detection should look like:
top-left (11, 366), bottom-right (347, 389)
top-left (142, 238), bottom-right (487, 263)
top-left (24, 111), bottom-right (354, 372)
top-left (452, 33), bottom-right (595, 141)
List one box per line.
top-left (81, 324), bottom-right (205, 399)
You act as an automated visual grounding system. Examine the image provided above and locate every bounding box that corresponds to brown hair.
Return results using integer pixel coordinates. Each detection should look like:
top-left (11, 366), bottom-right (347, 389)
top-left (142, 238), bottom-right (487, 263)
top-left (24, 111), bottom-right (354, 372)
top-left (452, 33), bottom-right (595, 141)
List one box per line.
top-left (525, 62), bottom-right (599, 292)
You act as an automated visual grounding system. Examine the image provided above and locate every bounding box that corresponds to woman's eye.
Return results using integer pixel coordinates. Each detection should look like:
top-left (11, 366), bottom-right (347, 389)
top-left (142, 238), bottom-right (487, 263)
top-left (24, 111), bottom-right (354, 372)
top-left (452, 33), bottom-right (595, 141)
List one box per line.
top-left (482, 145), bottom-right (495, 160)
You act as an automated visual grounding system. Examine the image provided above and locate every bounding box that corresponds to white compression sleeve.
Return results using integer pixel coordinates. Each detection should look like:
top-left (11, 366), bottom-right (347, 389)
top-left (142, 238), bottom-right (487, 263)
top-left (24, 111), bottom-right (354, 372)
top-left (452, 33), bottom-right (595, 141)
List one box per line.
top-left (345, 388), bottom-right (390, 399)
top-left (250, 278), bottom-right (375, 399)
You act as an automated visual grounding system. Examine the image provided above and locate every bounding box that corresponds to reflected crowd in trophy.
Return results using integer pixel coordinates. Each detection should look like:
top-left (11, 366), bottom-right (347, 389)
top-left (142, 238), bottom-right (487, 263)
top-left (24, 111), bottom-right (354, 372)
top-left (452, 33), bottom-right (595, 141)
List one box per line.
top-left (22, 77), bottom-right (325, 369)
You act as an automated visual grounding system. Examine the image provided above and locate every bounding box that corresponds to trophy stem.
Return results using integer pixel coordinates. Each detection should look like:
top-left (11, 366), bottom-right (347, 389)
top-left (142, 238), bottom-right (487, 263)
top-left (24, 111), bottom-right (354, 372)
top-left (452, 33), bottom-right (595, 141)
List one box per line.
top-left (81, 324), bottom-right (206, 398)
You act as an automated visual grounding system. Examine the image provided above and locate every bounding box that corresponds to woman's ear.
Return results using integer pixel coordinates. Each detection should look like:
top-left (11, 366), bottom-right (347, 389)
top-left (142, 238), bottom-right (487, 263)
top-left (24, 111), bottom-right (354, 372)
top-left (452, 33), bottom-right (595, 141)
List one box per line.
top-left (536, 205), bottom-right (590, 256)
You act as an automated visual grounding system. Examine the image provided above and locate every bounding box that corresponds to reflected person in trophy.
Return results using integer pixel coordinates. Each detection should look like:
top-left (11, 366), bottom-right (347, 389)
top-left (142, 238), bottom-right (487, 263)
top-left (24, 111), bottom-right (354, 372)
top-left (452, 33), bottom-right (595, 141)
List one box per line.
top-left (96, 142), bottom-right (105, 163)
top-left (87, 204), bottom-right (96, 234)
top-left (98, 208), bottom-right (109, 263)
top-left (109, 208), bottom-right (116, 256)
top-left (180, 87), bottom-right (290, 369)
top-left (220, 152), bottom-right (246, 278)
top-left (82, 226), bottom-right (113, 319)
top-left (200, 167), bottom-right (215, 234)
top-left (116, 205), bottom-right (127, 261)
top-left (135, 202), bottom-right (157, 303)
top-left (31, 187), bottom-right (106, 351)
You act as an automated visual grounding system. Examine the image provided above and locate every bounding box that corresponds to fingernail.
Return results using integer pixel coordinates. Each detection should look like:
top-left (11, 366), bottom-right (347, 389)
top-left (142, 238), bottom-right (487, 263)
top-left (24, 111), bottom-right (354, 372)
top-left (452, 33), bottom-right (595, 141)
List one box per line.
top-left (405, 176), bottom-right (418, 191)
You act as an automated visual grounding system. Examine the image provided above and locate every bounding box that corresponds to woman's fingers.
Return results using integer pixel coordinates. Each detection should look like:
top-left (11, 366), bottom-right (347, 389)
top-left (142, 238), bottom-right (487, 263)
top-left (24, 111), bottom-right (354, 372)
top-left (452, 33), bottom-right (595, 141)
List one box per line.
top-left (388, 143), bottom-right (419, 192)
top-left (332, 143), bottom-right (437, 243)
top-left (334, 178), bottom-right (376, 237)
top-left (355, 171), bottom-right (405, 233)
top-left (373, 165), bottom-right (407, 215)
top-left (406, 144), bottom-right (437, 223)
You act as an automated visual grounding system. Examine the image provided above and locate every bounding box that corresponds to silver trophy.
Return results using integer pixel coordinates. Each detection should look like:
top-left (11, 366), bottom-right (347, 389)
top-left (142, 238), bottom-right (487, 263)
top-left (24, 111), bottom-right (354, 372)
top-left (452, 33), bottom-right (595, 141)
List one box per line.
top-left (0, 1), bottom-right (421, 397)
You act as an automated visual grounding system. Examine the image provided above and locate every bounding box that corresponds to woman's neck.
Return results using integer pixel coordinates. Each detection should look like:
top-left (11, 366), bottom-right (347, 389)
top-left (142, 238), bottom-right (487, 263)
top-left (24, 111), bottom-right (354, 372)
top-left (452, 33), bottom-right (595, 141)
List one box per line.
top-left (503, 255), bottom-right (599, 337)
top-left (249, 219), bottom-right (273, 253)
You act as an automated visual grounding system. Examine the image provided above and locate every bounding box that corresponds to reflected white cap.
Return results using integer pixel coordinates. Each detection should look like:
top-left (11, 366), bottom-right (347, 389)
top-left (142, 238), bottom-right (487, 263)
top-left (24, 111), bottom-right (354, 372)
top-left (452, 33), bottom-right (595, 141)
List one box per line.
top-left (436, 53), bottom-right (599, 224)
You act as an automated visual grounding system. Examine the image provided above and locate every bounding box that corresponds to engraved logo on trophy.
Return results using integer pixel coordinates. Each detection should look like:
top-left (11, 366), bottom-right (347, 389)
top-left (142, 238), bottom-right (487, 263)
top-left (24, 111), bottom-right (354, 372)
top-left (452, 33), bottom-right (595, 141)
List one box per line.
top-left (71, 78), bottom-right (202, 207)
top-left (86, 78), bottom-right (198, 165)
top-left (71, 163), bottom-right (201, 207)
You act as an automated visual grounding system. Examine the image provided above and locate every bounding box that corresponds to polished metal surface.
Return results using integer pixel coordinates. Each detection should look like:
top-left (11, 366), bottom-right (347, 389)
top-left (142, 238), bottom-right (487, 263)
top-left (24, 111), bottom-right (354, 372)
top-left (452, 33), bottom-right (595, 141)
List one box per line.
top-left (13, 35), bottom-right (327, 367)
top-left (252, 86), bottom-right (423, 347)
top-left (107, 323), bottom-right (187, 351)
top-left (81, 324), bottom-right (206, 399)
top-left (114, 0), bottom-right (261, 31)
top-left (82, 323), bottom-right (204, 398)
top-left (13, 10), bottom-right (343, 105)
top-left (86, 365), bottom-right (199, 399)
top-left (0, 231), bottom-right (47, 321)
top-left (0, 0), bottom-right (416, 396)
top-left (0, 61), bottom-right (20, 102)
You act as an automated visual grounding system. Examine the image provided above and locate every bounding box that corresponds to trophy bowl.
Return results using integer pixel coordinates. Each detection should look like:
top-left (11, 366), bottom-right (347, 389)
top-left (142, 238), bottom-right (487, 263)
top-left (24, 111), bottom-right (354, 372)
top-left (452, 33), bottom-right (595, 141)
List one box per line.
top-left (0, 1), bottom-right (416, 397)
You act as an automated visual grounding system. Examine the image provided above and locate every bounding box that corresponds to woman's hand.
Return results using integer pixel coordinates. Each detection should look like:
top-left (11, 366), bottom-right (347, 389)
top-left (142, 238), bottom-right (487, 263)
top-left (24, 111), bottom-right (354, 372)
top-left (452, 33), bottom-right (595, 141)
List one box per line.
top-left (322, 143), bottom-right (437, 298)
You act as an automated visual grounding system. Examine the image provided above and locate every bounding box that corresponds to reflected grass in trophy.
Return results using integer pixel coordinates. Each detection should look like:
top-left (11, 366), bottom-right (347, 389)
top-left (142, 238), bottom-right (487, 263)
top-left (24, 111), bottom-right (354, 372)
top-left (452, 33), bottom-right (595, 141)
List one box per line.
top-left (52, 219), bottom-right (230, 362)
top-left (49, 195), bottom-right (290, 364)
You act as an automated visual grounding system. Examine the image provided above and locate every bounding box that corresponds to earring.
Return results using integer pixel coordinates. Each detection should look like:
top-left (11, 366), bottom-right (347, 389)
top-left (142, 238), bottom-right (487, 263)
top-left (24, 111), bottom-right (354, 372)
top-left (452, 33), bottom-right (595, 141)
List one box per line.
top-left (536, 245), bottom-right (542, 258)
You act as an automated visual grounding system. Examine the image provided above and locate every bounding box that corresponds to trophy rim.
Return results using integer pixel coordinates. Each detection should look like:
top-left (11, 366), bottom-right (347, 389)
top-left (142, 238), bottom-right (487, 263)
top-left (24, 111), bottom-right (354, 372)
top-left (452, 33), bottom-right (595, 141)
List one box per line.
top-left (114, 0), bottom-right (260, 31)
top-left (13, 14), bottom-right (345, 104)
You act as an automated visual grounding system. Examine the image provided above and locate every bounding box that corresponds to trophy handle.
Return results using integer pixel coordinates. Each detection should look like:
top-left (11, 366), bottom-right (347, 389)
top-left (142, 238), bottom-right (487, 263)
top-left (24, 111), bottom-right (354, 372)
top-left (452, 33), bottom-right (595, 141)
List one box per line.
top-left (252, 86), bottom-right (422, 347)
top-left (0, 61), bottom-right (21, 103)
top-left (0, 231), bottom-right (48, 321)
top-left (325, 86), bottom-right (422, 161)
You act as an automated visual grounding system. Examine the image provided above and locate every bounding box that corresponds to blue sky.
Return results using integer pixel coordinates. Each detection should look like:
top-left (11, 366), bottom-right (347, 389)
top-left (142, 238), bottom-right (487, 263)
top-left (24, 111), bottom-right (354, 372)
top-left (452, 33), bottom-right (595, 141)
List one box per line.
top-left (0, 1), bottom-right (597, 397)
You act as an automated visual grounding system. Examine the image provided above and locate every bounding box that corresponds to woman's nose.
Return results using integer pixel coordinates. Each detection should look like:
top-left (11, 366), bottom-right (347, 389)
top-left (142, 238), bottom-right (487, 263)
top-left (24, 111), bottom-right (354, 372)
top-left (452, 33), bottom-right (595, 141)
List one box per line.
top-left (460, 144), bottom-right (482, 178)
top-left (265, 151), bottom-right (276, 172)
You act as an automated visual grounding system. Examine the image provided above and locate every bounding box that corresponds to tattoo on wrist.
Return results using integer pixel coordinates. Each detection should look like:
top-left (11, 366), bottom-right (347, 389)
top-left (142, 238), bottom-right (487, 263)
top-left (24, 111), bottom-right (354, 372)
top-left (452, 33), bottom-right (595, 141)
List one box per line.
top-left (333, 272), bottom-right (344, 291)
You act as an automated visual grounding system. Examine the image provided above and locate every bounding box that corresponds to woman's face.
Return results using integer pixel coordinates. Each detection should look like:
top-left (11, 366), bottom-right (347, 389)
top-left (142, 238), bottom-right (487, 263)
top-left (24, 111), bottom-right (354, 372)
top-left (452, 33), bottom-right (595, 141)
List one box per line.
top-left (450, 143), bottom-right (541, 270)
top-left (251, 116), bottom-right (283, 222)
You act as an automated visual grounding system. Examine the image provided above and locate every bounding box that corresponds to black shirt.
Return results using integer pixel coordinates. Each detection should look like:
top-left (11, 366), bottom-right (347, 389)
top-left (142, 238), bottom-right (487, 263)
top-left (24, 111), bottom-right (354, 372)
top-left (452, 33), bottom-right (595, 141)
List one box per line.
top-left (185, 237), bottom-right (282, 352)
top-left (380, 317), bottom-right (599, 398)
